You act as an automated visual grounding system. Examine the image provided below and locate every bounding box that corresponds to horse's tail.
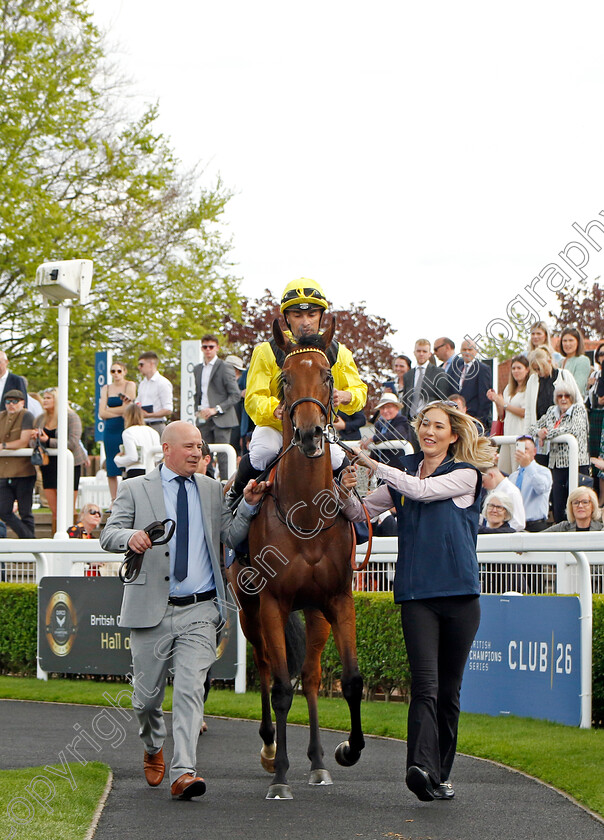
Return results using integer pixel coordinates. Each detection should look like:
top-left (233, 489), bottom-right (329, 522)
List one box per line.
top-left (285, 611), bottom-right (306, 679)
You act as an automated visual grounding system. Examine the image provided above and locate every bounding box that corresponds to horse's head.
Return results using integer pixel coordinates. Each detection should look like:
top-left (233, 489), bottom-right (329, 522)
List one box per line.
top-left (273, 317), bottom-right (336, 458)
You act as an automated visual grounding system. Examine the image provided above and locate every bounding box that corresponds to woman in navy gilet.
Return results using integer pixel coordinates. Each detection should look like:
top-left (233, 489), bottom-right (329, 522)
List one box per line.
top-left (341, 400), bottom-right (494, 802)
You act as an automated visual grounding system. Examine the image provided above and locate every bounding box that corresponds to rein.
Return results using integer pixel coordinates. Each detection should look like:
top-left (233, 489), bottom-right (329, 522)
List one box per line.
top-left (267, 342), bottom-right (374, 568)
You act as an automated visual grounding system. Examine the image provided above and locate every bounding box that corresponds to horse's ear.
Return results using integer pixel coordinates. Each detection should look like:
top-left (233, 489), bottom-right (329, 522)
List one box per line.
top-left (272, 319), bottom-right (292, 353)
top-left (320, 314), bottom-right (336, 349)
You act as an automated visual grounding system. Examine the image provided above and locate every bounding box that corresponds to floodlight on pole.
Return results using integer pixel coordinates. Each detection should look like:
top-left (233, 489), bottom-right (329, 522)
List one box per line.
top-left (35, 259), bottom-right (93, 538)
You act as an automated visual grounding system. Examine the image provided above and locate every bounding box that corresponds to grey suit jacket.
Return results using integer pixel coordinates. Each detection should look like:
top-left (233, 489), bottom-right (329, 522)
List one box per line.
top-left (193, 358), bottom-right (241, 429)
top-left (100, 467), bottom-right (255, 628)
top-left (400, 363), bottom-right (451, 417)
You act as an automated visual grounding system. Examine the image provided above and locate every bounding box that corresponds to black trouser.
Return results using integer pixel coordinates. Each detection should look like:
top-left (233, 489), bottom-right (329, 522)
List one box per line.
top-left (551, 465), bottom-right (591, 523)
top-left (0, 475), bottom-right (36, 538)
top-left (401, 595), bottom-right (481, 786)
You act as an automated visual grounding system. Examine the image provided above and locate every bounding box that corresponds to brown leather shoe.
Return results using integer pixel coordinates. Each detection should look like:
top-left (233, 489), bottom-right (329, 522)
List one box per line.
top-left (143, 748), bottom-right (165, 787)
top-left (170, 773), bottom-right (207, 800)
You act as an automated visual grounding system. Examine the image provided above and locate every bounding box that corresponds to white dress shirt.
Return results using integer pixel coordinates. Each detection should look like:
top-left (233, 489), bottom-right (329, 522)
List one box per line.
top-left (161, 465), bottom-right (215, 598)
top-left (199, 356), bottom-right (218, 410)
top-left (137, 371), bottom-right (173, 422)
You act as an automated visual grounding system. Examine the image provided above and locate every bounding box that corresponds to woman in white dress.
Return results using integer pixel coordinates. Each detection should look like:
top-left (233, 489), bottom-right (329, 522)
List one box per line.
top-left (114, 404), bottom-right (161, 479)
top-left (487, 355), bottom-right (530, 474)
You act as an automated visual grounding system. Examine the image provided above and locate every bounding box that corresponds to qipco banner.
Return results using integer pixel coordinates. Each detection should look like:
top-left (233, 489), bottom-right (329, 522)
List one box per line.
top-left (461, 595), bottom-right (581, 726)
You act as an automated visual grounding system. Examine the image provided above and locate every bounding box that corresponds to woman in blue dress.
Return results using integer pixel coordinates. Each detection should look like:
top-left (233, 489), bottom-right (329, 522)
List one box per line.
top-left (99, 361), bottom-right (137, 502)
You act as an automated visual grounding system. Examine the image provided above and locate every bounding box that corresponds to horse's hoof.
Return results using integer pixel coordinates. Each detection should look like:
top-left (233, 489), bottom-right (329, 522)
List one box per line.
top-left (335, 740), bottom-right (360, 767)
top-left (266, 784), bottom-right (293, 800)
top-left (309, 769), bottom-right (333, 786)
top-left (260, 742), bottom-right (276, 774)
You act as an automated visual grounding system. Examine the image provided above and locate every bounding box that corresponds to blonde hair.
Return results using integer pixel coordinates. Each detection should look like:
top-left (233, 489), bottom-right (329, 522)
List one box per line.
top-left (412, 401), bottom-right (495, 472)
top-left (529, 321), bottom-right (556, 352)
top-left (37, 387), bottom-right (58, 426)
top-left (566, 487), bottom-right (601, 523)
top-left (528, 346), bottom-right (555, 377)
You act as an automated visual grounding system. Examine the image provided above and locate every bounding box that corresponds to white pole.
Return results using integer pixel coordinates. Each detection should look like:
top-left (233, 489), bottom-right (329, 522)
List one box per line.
top-left (55, 301), bottom-right (72, 538)
top-left (572, 551), bottom-right (593, 729)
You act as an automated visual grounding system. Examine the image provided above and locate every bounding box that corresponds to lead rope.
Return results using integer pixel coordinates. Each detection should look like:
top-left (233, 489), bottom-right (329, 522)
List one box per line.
top-left (323, 425), bottom-right (373, 572)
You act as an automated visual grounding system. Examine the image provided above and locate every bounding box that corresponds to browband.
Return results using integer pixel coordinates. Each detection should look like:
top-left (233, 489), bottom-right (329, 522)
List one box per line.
top-left (284, 347), bottom-right (329, 362)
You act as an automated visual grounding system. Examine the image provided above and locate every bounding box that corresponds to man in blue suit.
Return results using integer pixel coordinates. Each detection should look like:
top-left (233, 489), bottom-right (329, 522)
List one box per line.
top-left (449, 339), bottom-right (492, 432)
top-left (0, 351), bottom-right (27, 412)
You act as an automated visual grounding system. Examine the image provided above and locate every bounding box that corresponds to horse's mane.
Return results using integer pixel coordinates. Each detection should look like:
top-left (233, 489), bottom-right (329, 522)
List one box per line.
top-left (295, 333), bottom-right (325, 350)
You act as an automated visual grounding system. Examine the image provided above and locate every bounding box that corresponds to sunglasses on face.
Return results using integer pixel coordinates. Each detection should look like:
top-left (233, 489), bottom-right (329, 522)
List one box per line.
top-left (5, 398), bottom-right (22, 405)
top-left (557, 394), bottom-right (572, 399)
top-left (88, 509), bottom-right (102, 516)
top-left (202, 344), bottom-right (217, 350)
top-left (110, 368), bottom-right (123, 374)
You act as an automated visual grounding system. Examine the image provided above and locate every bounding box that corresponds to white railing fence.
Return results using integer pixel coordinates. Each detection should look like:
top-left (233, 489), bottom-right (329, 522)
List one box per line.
top-left (0, 530), bottom-right (600, 726)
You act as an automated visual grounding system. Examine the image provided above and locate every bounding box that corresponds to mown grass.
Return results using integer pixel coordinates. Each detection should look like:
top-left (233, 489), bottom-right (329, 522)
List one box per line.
top-left (0, 761), bottom-right (109, 840)
top-left (1, 676), bottom-right (603, 818)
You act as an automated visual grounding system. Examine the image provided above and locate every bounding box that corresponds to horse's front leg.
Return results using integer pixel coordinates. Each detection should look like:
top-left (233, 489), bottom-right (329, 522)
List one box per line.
top-left (302, 609), bottom-right (333, 785)
top-left (329, 593), bottom-right (365, 767)
top-left (230, 571), bottom-right (276, 772)
top-left (261, 596), bottom-right (294, 799)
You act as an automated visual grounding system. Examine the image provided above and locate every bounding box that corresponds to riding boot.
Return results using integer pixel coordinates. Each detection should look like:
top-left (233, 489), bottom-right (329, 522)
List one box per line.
top-left (225, 453), bottom-right (263, 510)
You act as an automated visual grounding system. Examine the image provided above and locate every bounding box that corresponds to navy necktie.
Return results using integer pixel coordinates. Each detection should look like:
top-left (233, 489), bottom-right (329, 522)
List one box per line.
top-left (174, 476), bottom-right (189, 581)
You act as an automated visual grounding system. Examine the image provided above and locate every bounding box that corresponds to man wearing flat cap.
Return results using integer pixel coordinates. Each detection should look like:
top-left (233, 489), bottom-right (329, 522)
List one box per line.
top-left (362, 392), bottom-right (412, 468)
top-left (0, 390), bottom-right (36, 538)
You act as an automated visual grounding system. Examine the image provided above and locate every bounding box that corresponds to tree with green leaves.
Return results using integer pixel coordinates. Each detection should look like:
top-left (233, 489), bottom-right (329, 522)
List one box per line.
top-left (0, 0), bottom-right (240, 425)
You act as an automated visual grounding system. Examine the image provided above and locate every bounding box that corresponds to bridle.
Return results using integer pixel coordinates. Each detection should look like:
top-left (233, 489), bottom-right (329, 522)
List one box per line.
top-left (283, 347), bottom-right (334, 458)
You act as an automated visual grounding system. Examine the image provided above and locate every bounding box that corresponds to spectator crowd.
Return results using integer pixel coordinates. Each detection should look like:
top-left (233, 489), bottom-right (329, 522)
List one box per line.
top-left (1, 320), bottom-right (604, 574)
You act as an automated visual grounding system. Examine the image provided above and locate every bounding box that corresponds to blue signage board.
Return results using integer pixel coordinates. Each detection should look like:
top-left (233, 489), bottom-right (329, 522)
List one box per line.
top-left (461, 595), bottom-right (581, 726)
top-left (95, 351), bottom-right (110, 442)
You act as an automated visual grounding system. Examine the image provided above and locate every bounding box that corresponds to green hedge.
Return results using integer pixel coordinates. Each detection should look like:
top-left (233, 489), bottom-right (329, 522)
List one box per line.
top-left (321, 592), bottom-right (408, 700)
top-left (0, 584), bottom-right (37, 674)
top-left (2, 584), bottom-right (603, 726)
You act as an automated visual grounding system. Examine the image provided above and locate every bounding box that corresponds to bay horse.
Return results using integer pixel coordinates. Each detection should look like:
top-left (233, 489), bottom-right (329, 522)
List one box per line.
top-left (227, 317), bottom-right (365, 799)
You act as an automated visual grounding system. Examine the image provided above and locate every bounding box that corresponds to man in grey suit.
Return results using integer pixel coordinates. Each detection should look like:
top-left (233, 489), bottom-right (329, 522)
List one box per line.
top-left (100, 421), bottom-right (268, 800)
top-left (193, 334), bottom-right (241, 480)
top-left (400, 340), bottom-right (451, 419)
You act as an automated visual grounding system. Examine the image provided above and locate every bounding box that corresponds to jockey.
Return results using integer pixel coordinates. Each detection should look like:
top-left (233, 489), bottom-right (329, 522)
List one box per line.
top-left (227, 278), bottom-right (367, 504)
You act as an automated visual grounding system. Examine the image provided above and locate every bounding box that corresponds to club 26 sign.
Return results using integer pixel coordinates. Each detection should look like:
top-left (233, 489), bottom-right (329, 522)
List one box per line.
top-left (461, 595), bottom-right (581, 726)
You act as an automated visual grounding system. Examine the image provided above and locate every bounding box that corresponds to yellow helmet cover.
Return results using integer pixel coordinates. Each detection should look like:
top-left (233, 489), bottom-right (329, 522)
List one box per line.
top-left (280, 279), bottom-right (328, 313)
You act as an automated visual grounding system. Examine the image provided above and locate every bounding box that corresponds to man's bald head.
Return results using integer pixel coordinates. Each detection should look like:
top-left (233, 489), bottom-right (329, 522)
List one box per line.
top-left (162, 421), bottom-right (203, 476)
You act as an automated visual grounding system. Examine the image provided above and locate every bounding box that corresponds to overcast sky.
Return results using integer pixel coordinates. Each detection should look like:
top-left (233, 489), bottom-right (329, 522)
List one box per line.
top-left (89, 0), bottom-right (604, 357)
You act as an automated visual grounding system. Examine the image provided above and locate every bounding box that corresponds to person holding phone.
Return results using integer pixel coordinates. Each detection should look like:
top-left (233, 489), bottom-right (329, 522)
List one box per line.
top-left (507, 435), bottom-right (552, 531)
top-left (99, 361), bottom-right (137, 502)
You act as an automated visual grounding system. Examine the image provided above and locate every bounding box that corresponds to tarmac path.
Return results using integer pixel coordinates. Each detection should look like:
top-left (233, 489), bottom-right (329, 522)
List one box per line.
top-left (1, 699), bottom-right (602, 840)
